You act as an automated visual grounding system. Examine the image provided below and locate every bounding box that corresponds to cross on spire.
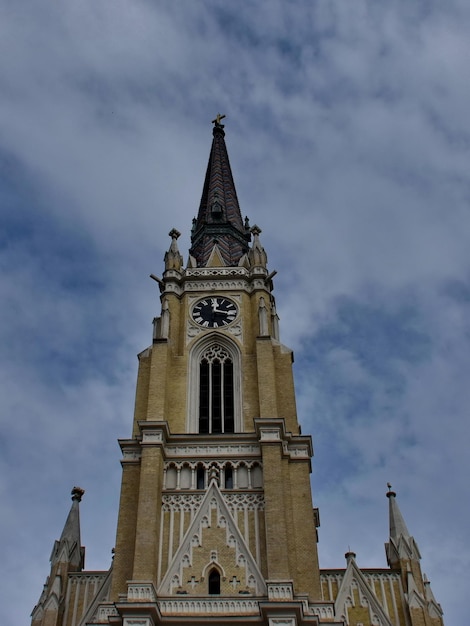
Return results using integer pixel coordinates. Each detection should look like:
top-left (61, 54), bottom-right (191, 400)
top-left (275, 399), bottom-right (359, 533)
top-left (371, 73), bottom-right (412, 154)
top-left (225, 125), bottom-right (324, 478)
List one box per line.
top-left (212, 113), bottom-right (226, 127)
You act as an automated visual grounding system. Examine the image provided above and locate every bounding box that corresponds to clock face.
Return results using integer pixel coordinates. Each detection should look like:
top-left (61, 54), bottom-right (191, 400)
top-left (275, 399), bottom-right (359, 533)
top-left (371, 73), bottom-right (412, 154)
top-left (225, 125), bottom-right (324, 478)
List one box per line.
top-left (192, 297), bottom-right (238, 328)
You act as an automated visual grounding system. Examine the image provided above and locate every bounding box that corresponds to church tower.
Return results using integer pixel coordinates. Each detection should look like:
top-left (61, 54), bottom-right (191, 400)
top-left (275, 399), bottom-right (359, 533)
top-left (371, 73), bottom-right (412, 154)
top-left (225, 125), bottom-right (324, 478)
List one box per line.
top-left (32, 118), bottom-right (445, 626)
top-left (111, 112), bottom-right (322, 618)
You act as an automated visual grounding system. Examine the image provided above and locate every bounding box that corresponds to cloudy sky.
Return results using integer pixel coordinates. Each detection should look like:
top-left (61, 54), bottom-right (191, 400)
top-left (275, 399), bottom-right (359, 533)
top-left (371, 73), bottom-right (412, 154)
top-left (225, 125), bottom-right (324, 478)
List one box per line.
top-left (1, 1), bottom-right (469, 624)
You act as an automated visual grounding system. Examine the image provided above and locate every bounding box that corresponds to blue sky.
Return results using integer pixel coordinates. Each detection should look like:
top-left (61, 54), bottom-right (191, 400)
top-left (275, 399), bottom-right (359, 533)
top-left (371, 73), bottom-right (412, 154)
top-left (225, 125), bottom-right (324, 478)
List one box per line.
top-left (1, 1), bottom-right (469, 624)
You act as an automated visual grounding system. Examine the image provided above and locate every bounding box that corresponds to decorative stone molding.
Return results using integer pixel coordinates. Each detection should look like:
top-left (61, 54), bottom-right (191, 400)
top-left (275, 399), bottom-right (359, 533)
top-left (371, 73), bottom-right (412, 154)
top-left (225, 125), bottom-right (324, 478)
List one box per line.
top-left (268, 618), bottom-right (296, 626)
top-left (267, 581), bottom-right (294, 601)
top-left (165, 443), bottom-right (260, 457)
top-left (127, 582), bottom-right (157, 602)
top-left (187, 319), bottom-right (242, 341)
top-left (136, 421), bottom-right (170, 446)
top-left (259, 428), bottom-right (282, 442)
top-left (162, 493), bottom-right (204, 512)
top-left (224, 492), bottom-right (265, 511)
top-left (160, 266), bottom-right (271, 297)
top-left (96, 604), bottom-right (119, 620)
top-left (163, 459), bottom-right (263, 489)
top-left (285, 444), bottom-right (310, 460)
top-left (308, 603), bottom-right (335, 618)
top-left (186, 267), bottom-right (250, 278)
top-left (184, 279), bottom-right (248, 292)
top-left (69, 573), bottom-right (107, 584)
top-left (142, 430), bottom-right (164, 443)
top-left (159, 598), bottom-right (260, 614)
top-left (122, 449), bottom-right (142, 461)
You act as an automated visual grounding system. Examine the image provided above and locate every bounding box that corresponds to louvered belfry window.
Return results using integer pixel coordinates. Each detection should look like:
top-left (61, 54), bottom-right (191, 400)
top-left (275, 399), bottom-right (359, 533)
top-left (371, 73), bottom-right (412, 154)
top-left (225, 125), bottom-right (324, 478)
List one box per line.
top-left (199, 345), bottom-right (235, 434)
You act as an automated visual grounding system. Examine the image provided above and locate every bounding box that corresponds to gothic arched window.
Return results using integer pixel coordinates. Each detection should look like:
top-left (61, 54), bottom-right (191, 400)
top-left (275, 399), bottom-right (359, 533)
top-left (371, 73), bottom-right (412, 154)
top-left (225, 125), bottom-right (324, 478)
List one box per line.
top-left (198, 345), bottom-right (235, 434)
top-left (188, 335), bottom-right (242, 434)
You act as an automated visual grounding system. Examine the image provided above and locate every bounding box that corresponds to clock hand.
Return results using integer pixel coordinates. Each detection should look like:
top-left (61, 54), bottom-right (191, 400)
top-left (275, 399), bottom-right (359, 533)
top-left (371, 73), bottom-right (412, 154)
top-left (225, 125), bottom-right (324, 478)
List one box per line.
top-left (213, 308), bottom-right (231, 315)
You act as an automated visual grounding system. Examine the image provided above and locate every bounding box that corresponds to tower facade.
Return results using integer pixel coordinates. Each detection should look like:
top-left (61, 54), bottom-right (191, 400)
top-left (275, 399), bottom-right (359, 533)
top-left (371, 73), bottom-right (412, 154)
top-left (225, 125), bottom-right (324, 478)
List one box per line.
top-left (32, 120), bottom-right (445, 626)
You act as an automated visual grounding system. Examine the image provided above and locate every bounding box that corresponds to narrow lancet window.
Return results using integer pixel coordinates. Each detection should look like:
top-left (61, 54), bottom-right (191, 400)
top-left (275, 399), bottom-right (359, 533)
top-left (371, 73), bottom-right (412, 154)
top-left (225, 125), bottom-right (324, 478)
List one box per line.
top-left (198, 345), bottom-right (235, 434)
top-left (196, 465), bottom-right (205, 490)
top-left (208, 569), bottom-right (221, 594)
top-left (225, 466), bottom-right (233, 489)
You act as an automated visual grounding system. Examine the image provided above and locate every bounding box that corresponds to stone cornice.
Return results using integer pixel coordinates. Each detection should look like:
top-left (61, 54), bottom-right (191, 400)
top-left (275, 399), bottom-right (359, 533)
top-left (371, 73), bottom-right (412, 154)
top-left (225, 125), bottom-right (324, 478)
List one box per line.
top-left (160, 265), bottom-right (271, 298)
top-left (254, 418), bottom-right (314, 462)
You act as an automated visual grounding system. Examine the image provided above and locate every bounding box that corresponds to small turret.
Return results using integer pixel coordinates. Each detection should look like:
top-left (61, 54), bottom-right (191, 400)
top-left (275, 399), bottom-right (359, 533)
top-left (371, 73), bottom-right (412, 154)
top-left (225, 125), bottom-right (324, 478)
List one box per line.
top-left (385, 484), bottom-right (444, 625)
top-left (31, 488), bottom-right (85, 626)
top-left (385, 484), bottom-right (421, 567)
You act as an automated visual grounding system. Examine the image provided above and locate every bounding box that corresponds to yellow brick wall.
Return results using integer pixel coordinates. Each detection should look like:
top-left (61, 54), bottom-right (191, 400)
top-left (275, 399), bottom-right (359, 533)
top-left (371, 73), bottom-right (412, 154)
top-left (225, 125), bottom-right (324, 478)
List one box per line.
top-left (132, 352), bottom-right (151, 437)
top-left (286, 460), bottom-right (321, 598)
top-left (110, 461), bottom-right (140, 600)
top-left (260, 443), bottom-right (290, 580)
top-left (132, 446), bottom-right (164, 581)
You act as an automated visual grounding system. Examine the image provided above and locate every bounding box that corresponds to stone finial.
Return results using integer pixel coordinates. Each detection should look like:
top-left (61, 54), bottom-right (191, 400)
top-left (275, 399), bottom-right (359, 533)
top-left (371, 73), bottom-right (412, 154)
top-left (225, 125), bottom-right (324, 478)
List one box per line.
top-left (71, 487), bottom-right (85, 502)
top-left (164, 228), bottom-right (183, 271)
top-left (345, 550), bottom-right (356, 562)
top-left (248, 224), bottom-right (268, 268)
top-left (208, 465), bottom-right (220, 485)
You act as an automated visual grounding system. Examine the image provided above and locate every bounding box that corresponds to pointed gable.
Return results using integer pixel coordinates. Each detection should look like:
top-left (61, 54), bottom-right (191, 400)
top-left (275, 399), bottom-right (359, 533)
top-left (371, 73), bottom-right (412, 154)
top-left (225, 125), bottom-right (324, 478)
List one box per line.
top-left (158, 480), bottom-right (266, 597)
top-left (206, 243), bottom-right (226, 267)
top-left (334, 554), bottom-right (394, 626)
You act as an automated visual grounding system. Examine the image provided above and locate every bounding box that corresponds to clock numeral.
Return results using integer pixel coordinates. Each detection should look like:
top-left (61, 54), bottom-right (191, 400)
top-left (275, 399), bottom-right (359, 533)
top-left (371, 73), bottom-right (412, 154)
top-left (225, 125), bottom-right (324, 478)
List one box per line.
top-left (213, 322), bottom-right (218, 328)
top-left (195, 317), bottom-right (203, 324)
top-left (202, 321), bottom-right (209, 327)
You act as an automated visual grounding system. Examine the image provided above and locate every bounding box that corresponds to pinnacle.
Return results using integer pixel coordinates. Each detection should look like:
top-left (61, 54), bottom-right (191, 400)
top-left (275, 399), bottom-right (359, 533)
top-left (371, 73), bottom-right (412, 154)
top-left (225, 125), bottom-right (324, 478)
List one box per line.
top-left (386, 484), bottom-right (411, 541)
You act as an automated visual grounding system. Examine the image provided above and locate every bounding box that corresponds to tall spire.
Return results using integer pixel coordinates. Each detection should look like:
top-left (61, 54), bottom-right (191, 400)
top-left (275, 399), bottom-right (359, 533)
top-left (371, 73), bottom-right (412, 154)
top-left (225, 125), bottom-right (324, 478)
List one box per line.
top-left (189, 115), bottom-right (250, 267)
top-left (385, 484), bottom-right (421, 566)
top-left (54, 486), bottom-right (85, 569)
top-left (387, 483), bottom-right (411, 542)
